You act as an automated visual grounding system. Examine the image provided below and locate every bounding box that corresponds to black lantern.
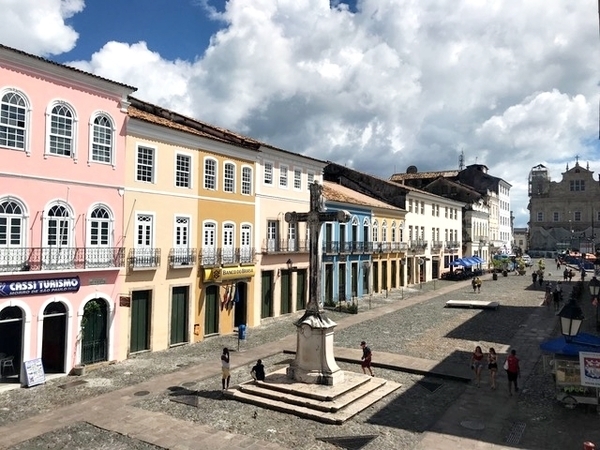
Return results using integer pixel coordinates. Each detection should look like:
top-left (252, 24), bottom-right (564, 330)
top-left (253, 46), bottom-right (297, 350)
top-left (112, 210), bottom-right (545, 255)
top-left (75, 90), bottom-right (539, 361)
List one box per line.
top-left (557, 295), bottom-right (585, 340)
top-left (286, 258), bottom-right (293, 271)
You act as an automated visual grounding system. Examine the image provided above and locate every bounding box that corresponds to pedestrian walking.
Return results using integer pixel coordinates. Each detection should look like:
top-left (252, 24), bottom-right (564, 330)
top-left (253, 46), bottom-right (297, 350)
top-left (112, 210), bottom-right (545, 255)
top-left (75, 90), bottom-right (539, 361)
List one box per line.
top-left (471, 277), bottom-right (477, 293)
top-left (568, 270), bottom-right (574, 283)
top-left (250, 359), bottom-right (265, 382)
top-left (505, 349), bottom-right (520, 396)
top-left (475, 277), bottom-right (482, 293)
top-left (532, 271), bottom-right (538, 285)
top-left (360, 341), bottom-right (374, 376)
top-left (488, 347), bottom-right (498, 390)
top-left (553, 283), bottom-right (563, 312)
top-left (221, 347), bottom-right (231, 391)
top-left (563, 268), bottom-right (568, 282)
top-left (471, 345), bottom-right (484, 387)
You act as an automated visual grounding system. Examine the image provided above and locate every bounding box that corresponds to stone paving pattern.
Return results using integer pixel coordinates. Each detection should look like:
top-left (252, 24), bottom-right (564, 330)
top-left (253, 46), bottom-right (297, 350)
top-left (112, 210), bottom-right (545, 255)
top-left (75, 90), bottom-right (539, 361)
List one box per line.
top-left (1, 260), bottom-right (600, 449)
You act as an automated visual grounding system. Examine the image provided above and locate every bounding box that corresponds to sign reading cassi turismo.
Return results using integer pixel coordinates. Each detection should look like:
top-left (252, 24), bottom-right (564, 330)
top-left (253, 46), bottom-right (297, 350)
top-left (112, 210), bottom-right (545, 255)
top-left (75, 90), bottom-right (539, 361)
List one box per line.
top-left (0, 277), bottom-right (81, 297)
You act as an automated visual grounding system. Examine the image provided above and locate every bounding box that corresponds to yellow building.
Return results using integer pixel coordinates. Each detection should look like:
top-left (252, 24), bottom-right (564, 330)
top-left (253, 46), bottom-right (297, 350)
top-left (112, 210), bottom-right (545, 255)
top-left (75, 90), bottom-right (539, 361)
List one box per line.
top-left (370, 207), bottom-right (408, 293)
top-left (119, 99), bottom-right (259, 358)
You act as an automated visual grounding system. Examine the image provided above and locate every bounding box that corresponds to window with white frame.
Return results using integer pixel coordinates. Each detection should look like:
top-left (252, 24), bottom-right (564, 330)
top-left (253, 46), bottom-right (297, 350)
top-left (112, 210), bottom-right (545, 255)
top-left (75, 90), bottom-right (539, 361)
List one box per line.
top-left (420, 226), bottom-right (425, 239)
top-left (381, 221), bottom-right (387, 242)
top-left (307, 171), bottom-right (314, 188)
top-left (264, 162), bottom-right (273, 185)
top-left (204, 158), bottom-right (216, 190)
top-left (202, 221), bottom-right (216, 264)
top-left (48, 102), bottom-right (76, 157)
top-left (89, 206), bottom-right (112, 246)
top-left (408, 199), bottom-right (413, 213)
top-left (0, 198), bottom-right (25, 248)
top-left (294, 168), bottom-right (302, 190)
top-left (1, 90), bottom-right (29, 152)
top-left (372, 220), bottom-right (379, 242)
top-left (90, 114), bottom-right (113, 164)
top-left (174, 216), bottom-right (189, 248)
top-left (288, 222), bottom-right (296, 250)
top-left (408, 225), bottom-right (413, 241)
top-left (241, 166), bottom-right (252, 195)
top-left (240, 224), bottom-right (252, 262)
top-left (391, 222), bottom-right (396, 242)
top-left (267, 220), bottom-right (278, 251)
top-left (224, 162), bottom-right (235, 193)
top-left (420, 201), bottom-right (425, 214)
top-left (135, 213), bottom-right (153, 249)
top-left (45, 203), bottom-right (72, 247)
top-left (279, 165), bottom-right (288, 188)
top-left (175, 154), bottom-right (191, 188)
top-left (222, 223), bottom-right (235, 263)
top-left (136, 146), bottom-right (155, 183)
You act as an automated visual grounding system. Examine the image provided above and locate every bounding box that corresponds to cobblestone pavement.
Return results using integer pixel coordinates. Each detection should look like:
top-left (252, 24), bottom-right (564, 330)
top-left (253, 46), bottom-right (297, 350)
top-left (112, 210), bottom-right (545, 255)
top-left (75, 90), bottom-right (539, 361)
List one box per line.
top-left (2, 260), bottom-right (596, 449)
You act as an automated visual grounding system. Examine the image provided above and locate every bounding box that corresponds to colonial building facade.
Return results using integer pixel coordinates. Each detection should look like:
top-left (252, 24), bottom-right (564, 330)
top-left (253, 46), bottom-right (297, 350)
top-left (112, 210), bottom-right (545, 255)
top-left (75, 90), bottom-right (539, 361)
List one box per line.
top-left (0, 45), bottom-right (135, 379)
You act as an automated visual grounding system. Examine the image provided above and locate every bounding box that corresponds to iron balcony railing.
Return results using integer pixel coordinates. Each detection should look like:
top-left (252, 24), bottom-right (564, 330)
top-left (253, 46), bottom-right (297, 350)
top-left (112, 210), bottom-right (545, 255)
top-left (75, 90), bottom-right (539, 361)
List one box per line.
top-left (199, 247), bottom-right (255, 266)
top-left (431, 240), bottom-right (444, 250)
top-left (128, 248), bottom-right (161, 270)
top-left (261, 239), bottom-right (309, 254)
top-left (0, 247), bottom-right (125, 273)
top-left (322, 241), bottom-right (375, 254)
top-left (444, 241), bottom-right (460, 250)
top-left (408, 240), bottom-right (428, 251)
top-left (168, 248), bottom-right (198, 268)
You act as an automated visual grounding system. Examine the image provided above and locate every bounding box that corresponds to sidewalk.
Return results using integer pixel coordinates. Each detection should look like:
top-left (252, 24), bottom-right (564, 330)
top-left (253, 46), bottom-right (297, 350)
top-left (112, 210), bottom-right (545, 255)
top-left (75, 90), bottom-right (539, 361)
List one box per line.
top-left (0, 271), bottom-right (565, 449)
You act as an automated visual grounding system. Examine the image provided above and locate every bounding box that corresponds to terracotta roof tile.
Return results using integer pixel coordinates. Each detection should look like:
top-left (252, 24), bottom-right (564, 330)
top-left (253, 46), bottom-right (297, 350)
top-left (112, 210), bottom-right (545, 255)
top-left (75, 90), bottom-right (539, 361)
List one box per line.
top-left (323, 181), bottom-right (404, 211)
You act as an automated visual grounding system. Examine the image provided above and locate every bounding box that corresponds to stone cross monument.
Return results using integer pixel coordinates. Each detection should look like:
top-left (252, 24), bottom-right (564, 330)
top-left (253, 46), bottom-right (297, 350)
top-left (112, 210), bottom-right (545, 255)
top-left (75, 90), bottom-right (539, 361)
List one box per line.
top-left (284, 181), bottom-right (350, 385)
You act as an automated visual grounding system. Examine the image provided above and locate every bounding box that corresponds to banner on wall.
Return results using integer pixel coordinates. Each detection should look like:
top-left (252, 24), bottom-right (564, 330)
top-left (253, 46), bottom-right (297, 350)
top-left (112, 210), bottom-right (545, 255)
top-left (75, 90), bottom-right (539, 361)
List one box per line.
top-left (0, 276), bottom-right (81, 297)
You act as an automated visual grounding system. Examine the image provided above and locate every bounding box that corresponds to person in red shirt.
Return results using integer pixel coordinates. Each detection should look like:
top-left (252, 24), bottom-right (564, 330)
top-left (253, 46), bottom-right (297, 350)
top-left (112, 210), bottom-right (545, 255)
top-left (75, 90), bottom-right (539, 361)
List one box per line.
top-left (506, 349), bottom-right (520, 395)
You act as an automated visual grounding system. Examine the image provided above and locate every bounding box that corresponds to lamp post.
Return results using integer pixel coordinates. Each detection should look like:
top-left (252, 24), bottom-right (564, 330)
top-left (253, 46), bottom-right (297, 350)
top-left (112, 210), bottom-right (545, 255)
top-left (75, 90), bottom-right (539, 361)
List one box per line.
top-left (589, 276), bottom-right (600, 331)
top-left (557, 293), bottom-right (585, 341)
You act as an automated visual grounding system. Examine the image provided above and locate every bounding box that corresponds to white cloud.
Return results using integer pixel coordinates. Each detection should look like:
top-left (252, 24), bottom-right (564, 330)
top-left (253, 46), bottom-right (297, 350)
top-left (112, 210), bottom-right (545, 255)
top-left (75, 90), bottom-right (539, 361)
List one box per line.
top-left (0, 0), bottom-right (82, 56)
top-left (1, 0), bottom-right (598, 227)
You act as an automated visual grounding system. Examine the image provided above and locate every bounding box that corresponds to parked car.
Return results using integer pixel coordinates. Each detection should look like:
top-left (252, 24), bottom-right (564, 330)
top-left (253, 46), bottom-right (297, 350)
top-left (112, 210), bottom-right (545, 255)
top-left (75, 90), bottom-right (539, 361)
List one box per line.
top-left (522, 254), bottom-right (532, 267)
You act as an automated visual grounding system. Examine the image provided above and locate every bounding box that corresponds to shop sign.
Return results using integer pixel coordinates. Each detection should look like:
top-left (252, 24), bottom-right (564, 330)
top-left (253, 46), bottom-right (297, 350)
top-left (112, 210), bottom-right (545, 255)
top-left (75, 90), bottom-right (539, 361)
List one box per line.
top-left (579, 351), bottom-right (600, 387)
top-left (0, 276), bottom-right (81, 297)
top-left (204, 266), bottom-right (255, 282)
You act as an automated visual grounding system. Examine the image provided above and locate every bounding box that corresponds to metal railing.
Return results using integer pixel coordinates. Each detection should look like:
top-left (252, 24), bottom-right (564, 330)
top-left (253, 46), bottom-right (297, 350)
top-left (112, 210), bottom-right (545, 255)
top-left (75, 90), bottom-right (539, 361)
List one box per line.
top-left (261, 239), bottom-right (309, 253)
top-left (0, 247), bottom-right (125, 273)
top-left (168, 248), bottom-right (198, 268)
top-left (322, 241), bottom-right (375, 254)
top-left (431, 240), bottom-right (444, 250)
top-left (199, 247), bottom-right (255, 266)
top-left (408, 240), bottom-right (428, 250)
top-left (128, 248), bottom-right (161, 270)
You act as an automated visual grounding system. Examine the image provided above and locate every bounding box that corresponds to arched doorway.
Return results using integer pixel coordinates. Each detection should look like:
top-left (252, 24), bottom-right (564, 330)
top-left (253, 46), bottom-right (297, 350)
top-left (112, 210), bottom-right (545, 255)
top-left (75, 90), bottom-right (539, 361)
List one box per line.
top-left (42, 302), bottom-right (67, 373)
top-left (0, 306), bottom-right (24, 379)
top-left (234, 282), bottom-right (247, 327)
top-left (204, 285), bottom-right (219, 336)
top-left (81, 299), bottom-right (108, 365)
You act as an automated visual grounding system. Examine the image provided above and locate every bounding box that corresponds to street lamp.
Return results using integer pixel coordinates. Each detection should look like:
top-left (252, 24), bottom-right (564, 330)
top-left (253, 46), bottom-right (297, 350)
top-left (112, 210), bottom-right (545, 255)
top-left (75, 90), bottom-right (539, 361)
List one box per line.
top-left (589, 276), bottom-right (600, 331)
top-left (557, 293), bottom-right (585, 341)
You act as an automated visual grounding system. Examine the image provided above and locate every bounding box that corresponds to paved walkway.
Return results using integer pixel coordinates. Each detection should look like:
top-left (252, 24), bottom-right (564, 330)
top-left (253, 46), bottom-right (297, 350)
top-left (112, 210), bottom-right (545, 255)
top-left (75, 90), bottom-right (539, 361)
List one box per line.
top-left (0, 271), bottom-right (572, 449)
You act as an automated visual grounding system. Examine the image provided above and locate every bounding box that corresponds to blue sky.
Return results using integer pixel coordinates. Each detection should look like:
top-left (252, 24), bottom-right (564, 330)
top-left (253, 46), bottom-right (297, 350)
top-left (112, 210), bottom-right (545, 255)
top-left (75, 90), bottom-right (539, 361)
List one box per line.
top-left (1, 0), bottom-right (598, 227)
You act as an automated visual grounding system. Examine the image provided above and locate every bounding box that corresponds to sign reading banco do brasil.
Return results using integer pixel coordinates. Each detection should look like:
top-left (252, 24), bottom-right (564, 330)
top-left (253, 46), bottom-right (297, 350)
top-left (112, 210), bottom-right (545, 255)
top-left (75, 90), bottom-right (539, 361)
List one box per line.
top-left (0, 276), bottom-right (81, 297)
top-left (204, 266), bottom-right (255, 282)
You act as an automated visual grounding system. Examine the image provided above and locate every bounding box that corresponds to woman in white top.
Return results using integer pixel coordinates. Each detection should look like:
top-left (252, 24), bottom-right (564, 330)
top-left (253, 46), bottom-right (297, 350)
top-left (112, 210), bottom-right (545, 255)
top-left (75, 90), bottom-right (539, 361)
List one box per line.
top-left (221, 347), bottom-right (230, 391)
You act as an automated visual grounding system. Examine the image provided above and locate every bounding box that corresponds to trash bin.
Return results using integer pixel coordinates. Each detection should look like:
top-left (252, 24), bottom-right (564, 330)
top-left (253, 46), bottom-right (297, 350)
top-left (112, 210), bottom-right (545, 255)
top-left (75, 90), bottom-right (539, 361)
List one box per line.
top-left (238, 324), bottom-right (247, 341)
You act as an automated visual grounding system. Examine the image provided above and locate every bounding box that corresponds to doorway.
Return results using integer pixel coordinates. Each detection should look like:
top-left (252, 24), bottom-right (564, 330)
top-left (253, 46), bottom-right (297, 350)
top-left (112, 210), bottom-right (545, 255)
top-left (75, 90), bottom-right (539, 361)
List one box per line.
top-left (373, 262), bottom-right (379, 293)
top-left (296, 269), bottom-right (306, 310)
top-left (82, 299), bottom-right (108, 364)
top-left (204, 285), bottom-right (219, 335)
top-left (234, 282), bottom-right (248, 327)
top-left (261, 271), bottom-right (274, 318)
top-left (42, 302), bottom-right (67, 373)
top-left (0, 306), bottom-right (24, 379)
top-left (280, 270), bottom-right (292, 314)
top-left (130, 291), bottom-right (151, 353)
top-left (170, 286), bottom-right (189, 346)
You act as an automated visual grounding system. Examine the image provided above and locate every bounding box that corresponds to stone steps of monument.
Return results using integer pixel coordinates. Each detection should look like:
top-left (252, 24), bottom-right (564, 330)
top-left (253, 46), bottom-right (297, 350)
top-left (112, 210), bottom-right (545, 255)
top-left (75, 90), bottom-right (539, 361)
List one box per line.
top-left (225, 372), bottom-right (402, 424)
top-left (238, 376), bottom-right (388, 412)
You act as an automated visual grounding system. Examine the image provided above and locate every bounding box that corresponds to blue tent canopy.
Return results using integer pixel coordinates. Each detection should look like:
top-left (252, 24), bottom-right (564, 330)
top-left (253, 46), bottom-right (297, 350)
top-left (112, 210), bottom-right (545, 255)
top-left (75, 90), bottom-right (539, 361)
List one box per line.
top-left (450, 259), bottom-right (465, 267)
top-left (540, 333), bottom-right (600, 357)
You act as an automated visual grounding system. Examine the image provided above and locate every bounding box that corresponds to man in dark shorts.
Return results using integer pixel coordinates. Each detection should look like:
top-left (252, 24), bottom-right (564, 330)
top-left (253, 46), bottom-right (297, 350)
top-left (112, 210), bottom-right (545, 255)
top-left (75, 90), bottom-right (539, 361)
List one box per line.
top-left (250, 359), bottom-right (265, 382)
top-left (360, 341), bottom-right (374, 376)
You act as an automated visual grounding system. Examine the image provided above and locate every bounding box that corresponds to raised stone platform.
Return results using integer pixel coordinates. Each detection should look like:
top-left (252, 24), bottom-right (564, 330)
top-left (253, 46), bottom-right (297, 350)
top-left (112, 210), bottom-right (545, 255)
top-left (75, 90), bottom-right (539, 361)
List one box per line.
top-left (445, 300), bottom-right (499, 310)
top-left (223, 368), bottom-right (401, 424)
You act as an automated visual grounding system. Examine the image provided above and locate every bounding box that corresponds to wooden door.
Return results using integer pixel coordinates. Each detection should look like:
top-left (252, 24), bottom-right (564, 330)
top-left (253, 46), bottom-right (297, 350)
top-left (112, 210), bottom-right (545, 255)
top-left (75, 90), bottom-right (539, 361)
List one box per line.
top-left (170, 286), bottom-right (188, 345)
top-left (296, 269), bottom-right (307, 310)
top-left (204, 285), bottom-right (219, 335)
top-left (261, 271), bottom-right (273, 318)
top-left (130, 291), bottom-right (150, 353)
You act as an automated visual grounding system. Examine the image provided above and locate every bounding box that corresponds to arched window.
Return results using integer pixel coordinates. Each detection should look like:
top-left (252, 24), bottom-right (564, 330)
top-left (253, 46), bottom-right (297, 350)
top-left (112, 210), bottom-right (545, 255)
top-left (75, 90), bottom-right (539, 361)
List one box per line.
top-left (223, 162), bottom-right (235, 193)
top-left (0, 198), bottom-right (26, 247)
top-left (222, 222), bottom-right (235, 264)
top-left (45, 204), bottom-right (72, 247)
top-left (372, 220), bottom-right (379, 242)
top-left (391, 221), bottom-right (396, 242)
top-left (202, 221), bottom-right (217, 265)
top-left (1, 90), bottom-right (29, 152)
top-left (90, 113), bottom-right (114, 164)
top-left (89, 206), bottom-right (112, 247)
top-left (381, 220), bottom-right (388, 242)
top-left (240, 224), bottom-right (252, 263)
top-left (47, 102), bottom-right (77, 158)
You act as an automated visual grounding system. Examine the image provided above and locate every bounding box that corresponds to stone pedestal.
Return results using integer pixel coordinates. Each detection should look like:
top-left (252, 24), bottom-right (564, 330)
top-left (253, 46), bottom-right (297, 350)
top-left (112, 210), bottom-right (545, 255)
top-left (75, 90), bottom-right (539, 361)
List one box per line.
top-left (286, 311), bottom-right (344, 386)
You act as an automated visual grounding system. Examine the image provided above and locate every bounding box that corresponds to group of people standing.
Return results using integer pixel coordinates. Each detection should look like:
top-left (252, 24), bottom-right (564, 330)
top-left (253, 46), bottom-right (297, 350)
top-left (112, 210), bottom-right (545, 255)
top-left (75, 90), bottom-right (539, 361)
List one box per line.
top-left (471, 346), bottom-right (520, 395)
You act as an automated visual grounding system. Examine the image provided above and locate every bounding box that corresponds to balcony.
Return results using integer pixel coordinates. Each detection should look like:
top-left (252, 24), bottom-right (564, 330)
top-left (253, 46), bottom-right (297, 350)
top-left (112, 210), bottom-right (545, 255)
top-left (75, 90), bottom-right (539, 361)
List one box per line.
top-left (322, 241), bottom-right (374, 254)
top-left (408, 240), bottom-right (428, 251)
top-left (444, 241), bottom-right (460, 250)
top-left (128, 248), bottom-right (161, 270)
top-left (200, 247), bottom-right (255, 267)
top-left (431, 240), bottom-right (444, 250)
top-left (0, 247), bottom-right (125, 273)
top-left (475, 236), bottom-right (489, 244)
top-left (391, 242), bottom-right (408, 252)
top-left (168, 248), bottom-right (197, 268)
top-left (261, 239), bottom-right (309, 254)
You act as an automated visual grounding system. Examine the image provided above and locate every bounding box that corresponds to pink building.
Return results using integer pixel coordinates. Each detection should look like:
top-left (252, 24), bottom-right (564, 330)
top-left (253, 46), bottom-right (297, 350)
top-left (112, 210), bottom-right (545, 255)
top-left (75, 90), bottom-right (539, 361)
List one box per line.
top-left (0, 45), bottom-right (136, 384)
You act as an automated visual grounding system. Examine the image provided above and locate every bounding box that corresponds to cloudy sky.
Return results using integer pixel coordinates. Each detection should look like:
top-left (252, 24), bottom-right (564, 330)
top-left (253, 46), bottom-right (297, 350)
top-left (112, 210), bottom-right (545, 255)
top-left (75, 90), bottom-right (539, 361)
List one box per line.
top-left (2, 0), bottom-right (598, 227)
